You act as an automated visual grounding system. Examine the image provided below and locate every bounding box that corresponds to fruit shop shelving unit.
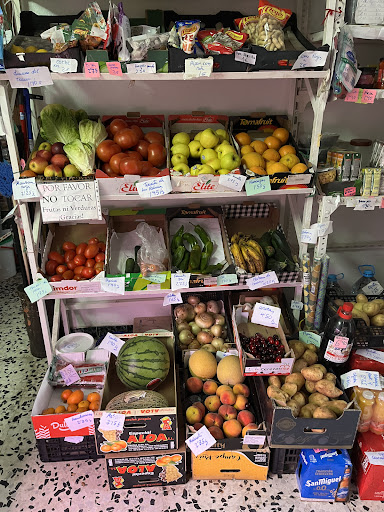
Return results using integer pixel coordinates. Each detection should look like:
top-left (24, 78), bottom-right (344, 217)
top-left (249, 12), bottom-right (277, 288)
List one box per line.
top-left (1, 0), bottom-right (339, 362)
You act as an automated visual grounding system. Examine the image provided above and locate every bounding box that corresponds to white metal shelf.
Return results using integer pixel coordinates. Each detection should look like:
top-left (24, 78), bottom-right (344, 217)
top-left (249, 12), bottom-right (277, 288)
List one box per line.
top-left (349, 24), bottom-right (384, 41)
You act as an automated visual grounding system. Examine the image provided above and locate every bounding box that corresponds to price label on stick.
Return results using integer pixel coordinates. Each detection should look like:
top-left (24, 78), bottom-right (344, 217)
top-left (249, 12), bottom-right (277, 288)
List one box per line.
top-left (64, 411), bottom-right (94, 432)
top-left (251, 302), bottom-right (281, 328)
top-left (186, 426), bottom-right (216, 456)
top-left (99, 412), bottom-right (125, 431)
top-left (301, 228), bottom-right (318, 244)
top-left (59, 364), bottom-right (80, 386)
top-left (163, 292), bottom-right (183, 306)
top-left (299, 331), bottom-right (322, 348)
top-left (99, 332), bottom-right (125, 356)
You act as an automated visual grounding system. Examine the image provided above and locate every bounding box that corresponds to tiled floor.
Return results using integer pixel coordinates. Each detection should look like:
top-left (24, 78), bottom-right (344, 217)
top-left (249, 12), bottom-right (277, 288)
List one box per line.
top-left (0, 275), bottom-right (382, 512)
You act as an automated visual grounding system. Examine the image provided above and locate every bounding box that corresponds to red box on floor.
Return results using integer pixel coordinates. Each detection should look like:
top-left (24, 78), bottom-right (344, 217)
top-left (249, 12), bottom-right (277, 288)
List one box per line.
top-left (355, 431), bottom-right (384, 500)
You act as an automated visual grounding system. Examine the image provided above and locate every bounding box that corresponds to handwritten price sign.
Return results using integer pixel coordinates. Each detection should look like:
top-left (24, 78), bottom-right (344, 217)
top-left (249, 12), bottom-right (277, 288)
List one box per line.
top-left (84, 62), bottom-right (100, 78)
top-left (251, 302), bottom-right (281, 328)
top-left (59, 364), bottom-right (80, 386)
top-left (65, 410), bottom-right (94, 432)
top-left (99, 412), bottom-right (125, 431)
top-left (99, 332), bottom-right (125, 356)
top-left (163, 292), bottom-right (183, 306)
top-left (101, 277), bottom-right (125, 295)
top-left (246, 271), bottom-right (279, 291)
top-left (186, 426), bottom-right (216, 456)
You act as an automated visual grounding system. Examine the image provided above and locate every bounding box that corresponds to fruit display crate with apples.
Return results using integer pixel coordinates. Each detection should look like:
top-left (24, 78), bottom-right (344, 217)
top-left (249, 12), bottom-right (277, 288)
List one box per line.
top-left (168, 114), bottom-right (243, 193)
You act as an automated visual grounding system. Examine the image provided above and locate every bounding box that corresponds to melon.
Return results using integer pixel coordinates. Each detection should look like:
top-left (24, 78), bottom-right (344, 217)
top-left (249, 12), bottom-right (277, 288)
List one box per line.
top-left (217, 355), bottom-right (245, 386)
top-left (116, 336), bottom-right (170, 390)
top-left (106, 390), bottom-right (168, 410)
top-left (188, 349), bottom-right (217, 380)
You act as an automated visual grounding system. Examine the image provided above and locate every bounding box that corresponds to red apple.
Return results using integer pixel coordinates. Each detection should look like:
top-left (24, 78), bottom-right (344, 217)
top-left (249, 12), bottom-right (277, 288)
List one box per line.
top-left (63, 164), bottom-right (81, 177)
top-left (37, 149), bottom-right (52, 161)
top-left (29, 157), bottom-right (49, 175)
top-left (44, 164), bottom-right (62, 178)
top-left (51, 142), bottom-right (65, 155)
top-left (51, 154), bottom-right (70, 169)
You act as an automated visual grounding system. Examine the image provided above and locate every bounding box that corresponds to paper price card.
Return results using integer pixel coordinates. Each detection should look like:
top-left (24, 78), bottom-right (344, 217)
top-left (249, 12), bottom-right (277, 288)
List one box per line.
top-left (136, 176), bottom-right (172, 199)
top-left (291, 50), bottom-right (328, 70)
top-left (163, 292), bottom-right (182, 306)
top-left (59, 364), bottom-right (80, 386)
top-left (299, 331), bottom-right (322, 348)
top-left (84, 62), bottom-right (100, 78)
top-left (50, 58), bottom-right (78, 73)
top-left (24, 278), bottom-right (52, 303)
top-left (354, 198), bottom-right (376, 211)
top-left (362, 89), bottom-right (377, 104)
top-left (106, 61), bottom-right (123, 76)
top-left (145, 273), bottom-right (167, 284)
top-left (344, 187), bottom-right (356, 196)
top-left (341, 370), bottom-right (382, 390)
top-left (99, 412), bottom-right (125, 432)
top-left (218, 173), bottom-right (246, 192)
top-left (286, 174), bottom-right (312, 186)
top-left (344, 88), bottom-right (360, 102)
top-left (291, 300), bottom-right (303, 311)
top-left (243, 434), bottom-right (265, 446)
top-left (246, 271), bottom-right (279, 291)
top-left (101, 277), bottom-right (125, 295)
top-left (64, 411), bottom-right (94, 432)
top-left (171, 273), bottom-right (190, 291)
top-left (341, 370), bottom-right (360, 390)
top-left (186, 425), bottom-right (216, 456)
top-left (126, 62), bottom-right (156, 74)
top-left (356, 349), bottom-right (384, 364)
top-left (5, 67), bottom-right (53, 88)
top-left (245, 176), bottom-right (271, 196)
top-left (12, 177), bottom-right (40, 200)
top-left (99, 332), bottom-right (125, 356)
top-left (217, 274), bottom-right (238, 286)
top-left (234, 51), bottom-right (256, 65)
top-left (301, 228), bottom-right (318, 244)
top-left (251, 302), bottom-right (281, 329)
top-left (362, 280), bottom-right (384, 295)
top-left (184, 57), bottom-right (213, 78)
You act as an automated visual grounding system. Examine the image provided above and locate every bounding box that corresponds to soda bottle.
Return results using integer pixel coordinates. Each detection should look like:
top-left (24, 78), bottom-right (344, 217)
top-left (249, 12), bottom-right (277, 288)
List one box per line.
top-left (327, 273), bottom-right (345, 296)
top-left (357, 390), bottom-right (375, 432)
top-left (370, 392), bottom-right (384, 435)
top-left (319, 302), bottom-right (356, 375)
top-left (335, 466), bottom-right (351, 502)
top-left (351, 265), bottom-right (377, 294)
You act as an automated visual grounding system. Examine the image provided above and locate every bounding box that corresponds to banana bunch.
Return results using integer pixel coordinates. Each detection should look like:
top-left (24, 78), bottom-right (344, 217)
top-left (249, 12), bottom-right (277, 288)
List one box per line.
top-left (230, 233), bottom-right (266, 274)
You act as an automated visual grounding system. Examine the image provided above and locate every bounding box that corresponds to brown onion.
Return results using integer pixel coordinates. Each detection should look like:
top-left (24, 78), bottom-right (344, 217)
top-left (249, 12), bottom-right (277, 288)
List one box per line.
top-left (195, 312), bottom-right (215, 329)
top-left (206, 300), bottom-right (220, 314)
top-left (177, 322), bottom-right (191, 333)
top-left (197, 331), bottom-right (213, 345)
top-left (210, 324), bottom-right (223, 338)
top-left (179, 330), bottom-right (195, 345)
top-left (187, 295), bottom-right (200, 306)
top-left (214, 314), bottom-right (225, 326)
top-left (174, 305), bottom-right (190, 322)
top-left (211, 337), bottom-right (224, 350)
top-left (194, 302), bottom-right (207, 315)
top-left (189, 322), bottom-right (201, 335)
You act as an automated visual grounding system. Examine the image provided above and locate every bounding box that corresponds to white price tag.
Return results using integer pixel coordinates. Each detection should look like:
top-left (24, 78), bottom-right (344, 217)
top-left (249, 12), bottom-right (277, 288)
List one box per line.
top-left (126, 62), bottom-right (156, 74)
top-left (64, 411), bottom-right (94, 432)
top-left (303, 272), bottom-right (311, 286)
top-left (299, 331), bottom-right (322, 348)
top-left (246, 271), bottom-right (279, 291)
top-left (312, 221), bottom-right (333, 237)
top-left (186, 425), bottom-right (216, 456)
top-left (356, 349), bottom-right (384, 365)
top-left (171, 273), bottom-right (190, 291)
top-left (291, 300), bottom-right (303, 311)
top-left (243, 434), bottom-right (265, 446)
top-left (341, 369), bottom-right (382, 390)
top-left (341, 370), bottom-right (360, 390)
top-left (286, 174), bottom-right (312, 185)
top-left (218, 173), bottom-right (246, 192)
top-left (217, 274), bottom-right (238, 286)
top-left (362, 281), bottom-right (384, 295)
top-left (163, 292), bottom-right (183, 306)
top-left (136, 176), bottom-right (172, 199)
top-left (99, 332), bottom-right (125, 356)
top-left (24, 278), bottom-right (52, 303)
top-left (5, 66), bottom-right (53, 88)
top-left (184, 57), bottom-right (213, 78)
top-left (145, 273), bottom-right (167, 284)
top-left (366, 452), bottom-right (384, 466)
top-left (251, 302), bottom-right (281, 328)
top-left (301, 228), bottom-right (318, 244)
top-left (234, 51), bottom-right (256, 65)
top-left (354, 198), bottom-right (376, 211)
top-left (64, 436), bottom-right (84, 444)
top-left (50, 58), bottom-right (78, 73)
top-left (99, 412), bottom-right (125, 431)
top-left (13, 178), bottom-right (40, 200)
top-left (101, 277), bottom-right (125, 295)
top-left (291, 50), bottom-right (328, 70)
top-left (59, 364), bottom-right (80, 386)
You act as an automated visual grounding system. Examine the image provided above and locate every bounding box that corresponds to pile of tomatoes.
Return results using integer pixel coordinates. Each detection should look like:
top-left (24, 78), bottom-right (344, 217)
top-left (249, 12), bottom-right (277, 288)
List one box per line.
top-left (96, 119), bottom-right (167, 177)
top-left (45, 237), bottom-right (105, 282)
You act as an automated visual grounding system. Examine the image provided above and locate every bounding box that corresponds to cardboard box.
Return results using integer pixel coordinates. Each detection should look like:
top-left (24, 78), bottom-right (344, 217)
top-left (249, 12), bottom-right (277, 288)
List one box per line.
top-left (94, 331), bottom-right (178, 455)
top-left (355, 430), bottom-right (384, 500)
top-left (168, 114), bottom-right (244, 193)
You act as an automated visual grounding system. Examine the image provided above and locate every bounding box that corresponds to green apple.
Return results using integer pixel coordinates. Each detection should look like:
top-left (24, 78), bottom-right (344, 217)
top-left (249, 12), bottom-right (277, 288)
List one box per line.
top-left (174, 163), bottom-right (190, 175)
top-left (172, 132), bottom-right (190, 145)
top-left (194, 132), bottom-right (202, 142)
top-left (191, 164), bottom-right (201, 176)
top-left (201, 148), bottom-right (217, 164)
top-left (197, 164), bottom-right (215, 175)
top-left (206, 158), bottom-right (221, 171)
top-left (200, 128), bottom-right (219, 149)
top-left (38, 141), bottom-right (52, 151)
top-left (189, 140), bottom-right (203, 158)
top-left (215, 140), bottom-right (230, 151)
top-left (218, 169), bottom-right (230, 175)
top-left (215, 129), bottom-right (229, 143)
top-left (220, 152), bottom-right (241, 171)
top-left (63, 164), bottom-right (80, 177)
top-left (171, 154), bottom-right (188, 166)
top-left (171, 143), bottom-right (190, 158)
top-left (218, 144), bottom-right (237, 159)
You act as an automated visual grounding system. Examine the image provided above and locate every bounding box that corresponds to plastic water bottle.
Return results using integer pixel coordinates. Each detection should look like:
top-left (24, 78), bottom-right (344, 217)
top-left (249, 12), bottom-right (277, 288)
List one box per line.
top-left (351, 265), bottom-right (376, 295)
top-left (327, 273), bottom-right (345, 296)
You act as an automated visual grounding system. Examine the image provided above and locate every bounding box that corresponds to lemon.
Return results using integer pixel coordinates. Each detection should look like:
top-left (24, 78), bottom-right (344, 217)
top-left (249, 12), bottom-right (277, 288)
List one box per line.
top-left (11, 45), bottom-right (24, 54)
top-left (36, 49), bottom-right (48, 53)
top-left (25, 46), bottom-right (38, 53)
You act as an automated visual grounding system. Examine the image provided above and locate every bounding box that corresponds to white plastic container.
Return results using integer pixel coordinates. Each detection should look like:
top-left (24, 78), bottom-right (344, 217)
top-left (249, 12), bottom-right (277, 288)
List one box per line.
top-left (55, 333), bottom-right (95, 362)
top-left (0, 231), bottom-right (16, 281)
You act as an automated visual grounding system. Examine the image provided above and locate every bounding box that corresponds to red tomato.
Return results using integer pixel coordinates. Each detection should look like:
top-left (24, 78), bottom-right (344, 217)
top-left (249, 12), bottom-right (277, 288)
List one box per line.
top-left (98, 242), bottom-right (106, 252)
top-left (96, 140), bottom-right (121, 162)
top-left (95, 262), bottom-right (104, 274)
top-left (95, 252), bottom-right (105, 262)
top-left (76, 242), bottom-right (87, 255)
top-left (81, 267), bottom-right (96, 279)
top-left (102, 162), bottom-right (118, 177)
top-left (67, 260), bottom-right (77, 270)
top-left (84, 244), bottom-right (99, 259)
top-left (124, 151), bottom-right (143, 161)
top-left (74, 266), bottom-right (85, 275)
top-left (85, 259), bottom-right (95, 267)
top-left (131, 124), bottom-right (144, 140)
top-left (144, 167), bottom-right (160, 177)
top-left (73, 254), bottom-right (86, 266)
top-left (48, 251), bottom-right (65, 264)
top-left (144, 131), bottom-right (165, 145)
top-left (64, 250), bottom-right (76, 263)
top-left (114, 129), bottom-right (139, 150)
top-left (134, 139), bottom-right (150, 159)
top-left (88, 237), bottom-right (99, 245)
top-left (109, 152), bottom-right (127, 173)
top-left (73, 275), bottom-right (82, 281)
top-left (56, 264), bottom-right (67, 275)
top-left (109, 118), bottom-right (128, 135)
top-left (148, 143), bottom-right (166, 168)
top-left (50, 275), bottom-right (63, 282)
top-left (120, 158), bottom-right (143, 175)
top-left (62, 270), bottom-right (74, 280)
top-left (45, 260), bottom-right (58, 276)
top-left (62, 241), bottom-right (76, 251)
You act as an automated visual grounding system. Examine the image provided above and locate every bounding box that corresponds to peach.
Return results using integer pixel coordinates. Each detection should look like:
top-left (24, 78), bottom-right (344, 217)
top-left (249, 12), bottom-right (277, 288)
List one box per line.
top-left (204, 413), bottom-right (224, 428)
top-left (193, 402), bottom-right (206, 416)
top-left (218, 404), bottom-right (237, 420)
top-left (220, 389), bottom-right (236, 405)
top-left (208, 426), bottom-right (224, 440)
top-left (234, 394), bottom-right (249, 411)
top-left (186, 405), bottom-right (204, 425)
top-left (204, 395), bottom-right (221, 412)
top-left (203, 380), bottom-right (218, 395)
top-left (216, 385), bottom-right (232, 397)
top-left (193, 422), bottom-right (204, 431)
top-left (242, 423), bottom-right (259, 437)
top-left (186, 377), bottom-right (203, 394)
top-left (223, 419), bottom-right (242, 438)
top-left (237, 410), bottom-right (255, 427)
top-left (233, 383), bottom-right (250, 397)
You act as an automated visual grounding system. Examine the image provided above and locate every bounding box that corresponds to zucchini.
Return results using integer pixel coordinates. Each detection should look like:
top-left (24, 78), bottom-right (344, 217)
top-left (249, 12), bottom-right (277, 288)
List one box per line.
top-left (271, 229), bottom-right (293, 261)
top-left (258, 231), bottom-right (275, 258)
top-left (267, 258), bottom-right (287, 272)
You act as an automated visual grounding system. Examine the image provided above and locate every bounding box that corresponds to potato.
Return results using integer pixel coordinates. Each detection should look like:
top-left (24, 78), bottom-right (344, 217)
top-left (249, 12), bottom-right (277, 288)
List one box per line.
top-left (312, 364), bottom-right (327, 375)
top-left (287, 399), bottom-right (301, 417)
top-left (288, 340), bottom-right (306, 358)
top-left (353, 302), bottom-right (365, 312)
top-left (268, 376), bottom-right (281, 389)
top-left (352, 308), bottom-right (370, 326)
top-left (327, 400), bottom-right (348, 416)
top-left (371, 314), bottom-right (384, 327)
top-left (305, 380), bottom-right (316, 393)
top-left (299, 403), bottom-right (317, 418)
top-left (292, 359), bottom-right (308, 373)
top-left (315, 379), bottom-right (343, 398)
top-left (324, 373), bottom-right (337, 384)
top-left (334, 299), bottom-right (344, 307)
top-left (313, 406), bottom-right (337, 419)
top-left (281, 383), bottom-right (298, 397)
top-left (356, 294), bottom-right (368, 303)
top-left (301, 349), bottom-right (318, 365)
top-left (285, 372), bottom-right (305, 390)
top-left (362, 302), bottom-right (381, 317)
top-left (308, 393), bottom-right (329, 406)
top-left (372, 299), bottom-right (384, 309)
top-left (268, 388), bottom-right (289, 406)
top-left (267, 385), bottom-right (281, 398)
top-left (292, 391), bottom-right (307, 407)
top-left (306, 343), bottom-right (317, 352)
top-left (301, 366), bottom-right (324, 382)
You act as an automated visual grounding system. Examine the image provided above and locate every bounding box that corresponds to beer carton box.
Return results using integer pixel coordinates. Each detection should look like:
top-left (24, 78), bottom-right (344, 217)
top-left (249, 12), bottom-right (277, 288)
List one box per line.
top-left (355, 431), bottom-right (384, 501)
top-left (296, 449), bottom-right (352, 502)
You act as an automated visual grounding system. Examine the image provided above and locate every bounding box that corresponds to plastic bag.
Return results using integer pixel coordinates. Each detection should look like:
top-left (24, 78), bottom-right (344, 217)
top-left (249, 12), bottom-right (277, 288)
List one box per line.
top-left (115, 2), bottom-right (131, 62)
top-left (332, 26), bottom-right (359, 98)
top-left (235, 16), bottom-right (260, 45)
top-left (197, 29), bottom-right (248, 54)
top-left (135, 222), bottom-right (168, 276)
top-left (256, 0), bottom-right (291, 51)
top-left (128, 32), bottom-right (170, 61)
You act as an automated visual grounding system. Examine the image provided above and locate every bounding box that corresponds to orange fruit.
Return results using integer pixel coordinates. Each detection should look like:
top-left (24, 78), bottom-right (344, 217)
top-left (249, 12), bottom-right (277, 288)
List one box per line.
top-left (115, 440), bottom-right (127, 449)
top-left (267, 162), bottom-right (290, 175)
top-left (264, 136), bottom-right (281, 150)
top-left (89, 401), bottom-right (100, 411)
top-left (76, 407), bottom-right (88, 413)
top-left (67, 404), bottom-right (77, 412)
top-left (249, 166), bottom-right (267, 176)
top-left (280, 154), bottom-right (300, 169)
top-left (78, 400), bottom-right (90, 410)
top-left (42, 408), bottom-right (55, 415)
top-left (55, 405), bottom-right (66, 414)
top-left (279, 145), bottom-right (296, 157)
top-left (67, 390), bottom-right (84, 405)
top-left (240, 145), bottom-right (254, 156)
top-left (291, 163), bottom-right (308, 174)
top-left (273, 127), bottom-right (290, 145)
top-left (241, 152), bottom-right (265, 169)
top-left (111, 442), bottom-right (124, 452)
top-left (250, 140), bottom-right (268, 154)
top-left (262, 149), bottom-right (280, 162)
top-left (101, 444), bottom-right (112, 453)
top-left (87, 392), bottom-right (101, 403)
top-left (170, 454), bottom-right (182, 463)
top-left (235, 132), bottom-right (251, 146)
top-left (61, 389), bottom-right (72, 402)
top-left (266, 161), bottom-right (275, 171)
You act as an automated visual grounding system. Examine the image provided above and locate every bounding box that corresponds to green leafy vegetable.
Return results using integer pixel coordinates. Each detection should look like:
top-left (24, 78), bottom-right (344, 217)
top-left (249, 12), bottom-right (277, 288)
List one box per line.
top-left (40, 104), bottom-right (80, 145)
top-left (79, 119), bottom-right (107, 147)
top-left (70, 109), bottom-right (88, 124)
top-left (64, 140), bottom-right (95, 176)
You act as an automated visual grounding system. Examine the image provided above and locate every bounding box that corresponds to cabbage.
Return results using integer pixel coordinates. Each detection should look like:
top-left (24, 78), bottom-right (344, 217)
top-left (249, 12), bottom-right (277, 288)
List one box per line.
top-left (79, 119), bottom-right (107, 147)
top-left (40, 104), bottom-right (80, 145)
top-left (64, 140), bottom-right (95, 176)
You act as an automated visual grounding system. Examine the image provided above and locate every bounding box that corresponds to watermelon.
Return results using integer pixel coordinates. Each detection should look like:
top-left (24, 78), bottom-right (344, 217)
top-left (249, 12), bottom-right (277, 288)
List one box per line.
top-left (106, 390), bottom-right (168, 410)
top-left (116, 336), bottom-right (170, 390)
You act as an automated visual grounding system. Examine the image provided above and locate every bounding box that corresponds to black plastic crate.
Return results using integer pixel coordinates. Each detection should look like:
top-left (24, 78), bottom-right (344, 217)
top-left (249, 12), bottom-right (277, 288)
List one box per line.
top-left (269, 447), bottom-right (300, 476)
top-left (36, 436), bottom-right (101, 463)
